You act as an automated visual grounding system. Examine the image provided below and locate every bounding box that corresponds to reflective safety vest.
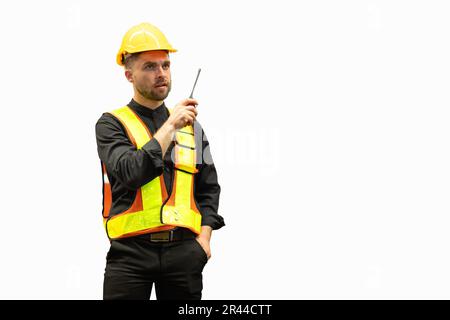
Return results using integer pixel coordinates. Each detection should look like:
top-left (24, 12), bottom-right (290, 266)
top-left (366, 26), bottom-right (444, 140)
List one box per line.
top-left (101, 106), bottom-right (202, 239)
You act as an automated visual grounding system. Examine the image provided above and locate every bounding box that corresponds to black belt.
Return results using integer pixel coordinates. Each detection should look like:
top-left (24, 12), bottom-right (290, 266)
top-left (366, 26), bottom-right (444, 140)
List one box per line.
top-left (138, 228), bottom-right (197, 242)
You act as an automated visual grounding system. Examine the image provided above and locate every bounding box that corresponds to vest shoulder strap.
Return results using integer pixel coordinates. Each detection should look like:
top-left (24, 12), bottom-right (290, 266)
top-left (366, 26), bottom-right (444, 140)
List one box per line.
top-left (109, 106), bottom-right (152, 149)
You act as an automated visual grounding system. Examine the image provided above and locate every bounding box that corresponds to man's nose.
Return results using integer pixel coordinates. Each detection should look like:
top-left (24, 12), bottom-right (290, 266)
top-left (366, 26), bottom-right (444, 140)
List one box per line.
top-left (155, 65), bottom-right (167, 75)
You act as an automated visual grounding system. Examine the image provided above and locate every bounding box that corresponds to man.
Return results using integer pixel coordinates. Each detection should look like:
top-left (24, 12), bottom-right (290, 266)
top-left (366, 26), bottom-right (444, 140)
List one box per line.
top-left (95, 22), bottom-right (225, 300)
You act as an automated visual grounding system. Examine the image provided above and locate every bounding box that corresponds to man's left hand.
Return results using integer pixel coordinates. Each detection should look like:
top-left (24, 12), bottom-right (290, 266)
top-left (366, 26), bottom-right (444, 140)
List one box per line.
top-left (196, 226), bottom-right (212, 260)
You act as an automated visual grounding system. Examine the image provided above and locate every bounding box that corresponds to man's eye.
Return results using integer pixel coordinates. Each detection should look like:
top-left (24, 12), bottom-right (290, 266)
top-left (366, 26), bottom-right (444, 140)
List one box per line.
top-left (145, 65), bottom-right (156, 70)
top-left (163, 64), bottom-right (170, 70)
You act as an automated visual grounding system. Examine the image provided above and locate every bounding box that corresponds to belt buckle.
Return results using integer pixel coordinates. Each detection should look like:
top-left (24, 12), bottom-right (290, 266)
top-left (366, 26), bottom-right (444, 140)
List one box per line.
top-left (150, 231), bottom-right (173, 242)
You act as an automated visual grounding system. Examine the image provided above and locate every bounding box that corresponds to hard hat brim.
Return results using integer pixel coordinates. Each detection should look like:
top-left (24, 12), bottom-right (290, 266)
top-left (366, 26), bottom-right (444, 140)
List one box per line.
top-left (117, 48), bottom-right (177, 66)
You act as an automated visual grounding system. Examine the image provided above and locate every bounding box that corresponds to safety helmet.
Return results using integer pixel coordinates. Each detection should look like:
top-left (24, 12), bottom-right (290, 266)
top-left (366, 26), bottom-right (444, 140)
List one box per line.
top-left (116, 22), bottom-right (177, 66)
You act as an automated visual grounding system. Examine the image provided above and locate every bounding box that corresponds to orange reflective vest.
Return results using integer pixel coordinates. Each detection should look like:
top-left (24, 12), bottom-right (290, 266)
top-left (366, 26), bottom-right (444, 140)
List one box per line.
top-left (101, 106), bottom-right (202, 239)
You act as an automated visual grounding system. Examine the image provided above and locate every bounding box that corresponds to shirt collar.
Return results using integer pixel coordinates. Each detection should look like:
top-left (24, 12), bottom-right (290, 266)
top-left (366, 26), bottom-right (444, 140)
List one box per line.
top-left (127, 99), bottom-right (167, 117)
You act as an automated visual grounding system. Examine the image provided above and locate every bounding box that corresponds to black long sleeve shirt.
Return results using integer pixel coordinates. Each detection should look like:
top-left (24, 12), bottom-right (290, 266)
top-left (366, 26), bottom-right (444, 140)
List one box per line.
top-left (95, 99), bottom-right (225, 230)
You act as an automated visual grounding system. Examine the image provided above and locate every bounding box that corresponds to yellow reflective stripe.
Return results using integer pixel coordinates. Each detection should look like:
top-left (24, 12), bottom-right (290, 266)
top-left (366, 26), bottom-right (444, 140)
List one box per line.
top-left (162, 206), bottom-right (202, 234)
top-left (111, 106), bottom-right (150, 149)
top-left (176, 145), bottom-right (195, 169)
top-left (162, 170), bottom-right (202, 234)
top-left (167, 108), bottom-right (196, 170)
top-left (174, 170), bottom-right (192, 210)
top-left (107, 208), bottom-right (164, 239)
top-left (175, 128), bottom-right (197, 172)
top-left (178, 125), bottom-right (194, 134)
top-left (176, 131), bottom-right (195, 148)
top-left (141, 177), bottom-right (163, 209)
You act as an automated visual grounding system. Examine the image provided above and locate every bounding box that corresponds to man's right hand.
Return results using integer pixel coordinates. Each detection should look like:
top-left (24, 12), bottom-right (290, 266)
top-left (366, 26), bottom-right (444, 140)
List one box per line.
top-left (168, 98), bottom-right (199, 129)
top-left (154, 98), bottom-right (199, 157)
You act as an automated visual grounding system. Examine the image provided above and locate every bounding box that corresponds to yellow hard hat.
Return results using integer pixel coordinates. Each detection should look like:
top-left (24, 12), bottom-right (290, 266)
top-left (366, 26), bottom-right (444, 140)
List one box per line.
top-left (116, 22), bottom-right (177, 66)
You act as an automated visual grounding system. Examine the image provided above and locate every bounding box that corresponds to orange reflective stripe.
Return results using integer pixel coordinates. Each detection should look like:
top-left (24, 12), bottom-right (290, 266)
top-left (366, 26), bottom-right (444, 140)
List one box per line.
top-left (120, 188), bottom-right (143, 216)
top-left (165, 168), bottom-right (177, 207)
top-left (159, 173), bottom-right (168, 202)
top-left (190, 173), bottom-right (200, 213)
top-left (102, 163), bottom-right (112, 218)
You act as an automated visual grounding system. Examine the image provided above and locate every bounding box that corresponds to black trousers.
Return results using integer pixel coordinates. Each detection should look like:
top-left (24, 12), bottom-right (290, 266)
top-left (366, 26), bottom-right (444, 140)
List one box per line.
top-left (103, 235), bottom-right (208, 300)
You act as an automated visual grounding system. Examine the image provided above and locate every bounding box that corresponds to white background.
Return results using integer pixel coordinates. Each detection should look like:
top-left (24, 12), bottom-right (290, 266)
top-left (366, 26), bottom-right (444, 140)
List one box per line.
top-left (0, 0), bottom-right (449, 299)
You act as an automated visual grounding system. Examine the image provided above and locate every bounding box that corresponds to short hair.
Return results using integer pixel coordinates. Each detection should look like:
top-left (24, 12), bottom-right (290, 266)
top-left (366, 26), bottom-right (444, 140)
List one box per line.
top-left (123, 52), bottom-right (141, 70)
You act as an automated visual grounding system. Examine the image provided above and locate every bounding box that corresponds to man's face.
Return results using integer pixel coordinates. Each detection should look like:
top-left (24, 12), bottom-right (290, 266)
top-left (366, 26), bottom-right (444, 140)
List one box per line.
top-left (127, 50), bottom-right (172, 101)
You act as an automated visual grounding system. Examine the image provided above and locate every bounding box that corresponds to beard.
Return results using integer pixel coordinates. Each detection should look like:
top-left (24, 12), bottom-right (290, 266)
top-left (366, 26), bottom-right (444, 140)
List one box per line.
top-left (136, 80), bottom-right (171, 101)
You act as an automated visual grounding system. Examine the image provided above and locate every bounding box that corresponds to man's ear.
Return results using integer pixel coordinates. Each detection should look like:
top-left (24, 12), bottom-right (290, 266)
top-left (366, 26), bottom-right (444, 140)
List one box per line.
top-left (125, 69), bottom-right (134, 83)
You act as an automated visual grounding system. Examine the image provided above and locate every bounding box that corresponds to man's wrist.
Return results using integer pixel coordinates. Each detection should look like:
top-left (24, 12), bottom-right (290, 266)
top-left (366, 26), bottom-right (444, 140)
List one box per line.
top-left (198, 226), bottom-right (212, 241)
top-left (161, 122), bottom-right (175, 141)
